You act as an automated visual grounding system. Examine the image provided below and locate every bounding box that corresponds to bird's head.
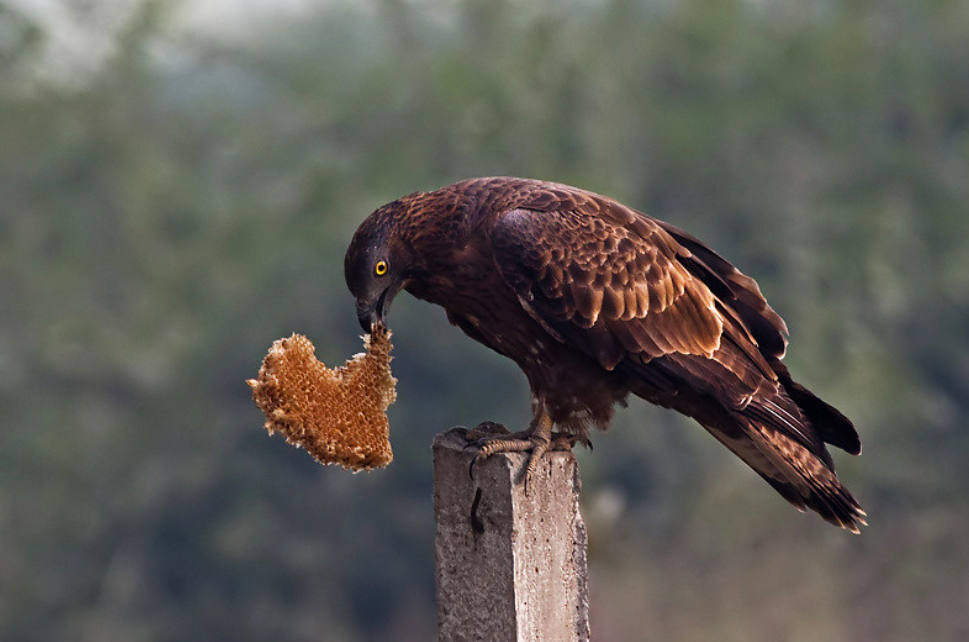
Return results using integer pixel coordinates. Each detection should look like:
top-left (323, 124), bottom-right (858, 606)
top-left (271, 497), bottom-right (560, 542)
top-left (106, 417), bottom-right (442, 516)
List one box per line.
top-left (344, 204), bottom-right (413, 332)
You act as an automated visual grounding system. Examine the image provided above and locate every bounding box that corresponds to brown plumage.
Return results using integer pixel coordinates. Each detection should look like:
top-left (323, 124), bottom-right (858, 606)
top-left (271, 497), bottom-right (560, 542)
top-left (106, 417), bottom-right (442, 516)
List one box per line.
top-left (345, 177), bottom-right (865, 532)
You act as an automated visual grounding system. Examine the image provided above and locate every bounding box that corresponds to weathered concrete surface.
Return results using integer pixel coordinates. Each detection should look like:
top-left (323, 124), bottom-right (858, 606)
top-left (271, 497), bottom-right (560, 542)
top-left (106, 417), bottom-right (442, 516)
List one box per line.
top-left (433, 428), bottom-right (590, 642)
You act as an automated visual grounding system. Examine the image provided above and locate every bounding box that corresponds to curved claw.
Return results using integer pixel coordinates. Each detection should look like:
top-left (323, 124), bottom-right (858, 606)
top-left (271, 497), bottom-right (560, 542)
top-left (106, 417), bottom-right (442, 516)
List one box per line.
top-left (464, 422), bottom-right (514, 481)
top-left (460, 417), bottom-right (581, 490)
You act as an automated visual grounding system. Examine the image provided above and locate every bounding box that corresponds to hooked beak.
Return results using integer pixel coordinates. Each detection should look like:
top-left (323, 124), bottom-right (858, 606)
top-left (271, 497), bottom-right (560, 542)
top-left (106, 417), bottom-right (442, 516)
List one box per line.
top-left (356, 289), bottom-right (392, 333)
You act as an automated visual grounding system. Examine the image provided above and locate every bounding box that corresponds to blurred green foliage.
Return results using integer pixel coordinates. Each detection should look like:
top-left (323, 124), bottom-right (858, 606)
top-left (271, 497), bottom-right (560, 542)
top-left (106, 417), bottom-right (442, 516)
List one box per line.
top-left (2, 0), bottom-right (968, 640)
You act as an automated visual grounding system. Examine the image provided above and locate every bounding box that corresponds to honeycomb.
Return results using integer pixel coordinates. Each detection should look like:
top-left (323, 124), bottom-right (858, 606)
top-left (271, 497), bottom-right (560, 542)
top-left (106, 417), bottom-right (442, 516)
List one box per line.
top-left (247, 325), bottom-right (396, 471)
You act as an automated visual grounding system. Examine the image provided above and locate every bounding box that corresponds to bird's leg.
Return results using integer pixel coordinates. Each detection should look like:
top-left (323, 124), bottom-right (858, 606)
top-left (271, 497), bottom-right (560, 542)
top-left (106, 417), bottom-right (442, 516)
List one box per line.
top-left (472, 412), bottom-right (577, 488)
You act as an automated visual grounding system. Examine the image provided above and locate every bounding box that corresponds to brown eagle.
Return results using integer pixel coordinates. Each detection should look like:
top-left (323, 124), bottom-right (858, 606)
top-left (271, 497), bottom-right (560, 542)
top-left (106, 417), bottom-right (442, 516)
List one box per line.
top-left (345, 177), bottom-right (865, 532)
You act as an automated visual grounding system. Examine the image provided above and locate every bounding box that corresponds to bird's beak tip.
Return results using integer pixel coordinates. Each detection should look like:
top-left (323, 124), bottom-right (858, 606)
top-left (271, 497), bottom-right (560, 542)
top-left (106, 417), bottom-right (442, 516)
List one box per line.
top-left (356, 309), bottom-right (378, 333)
top-left (356, 301), bottom-right (386, 334)
top-left (355, 288), bottom-right (394, 334)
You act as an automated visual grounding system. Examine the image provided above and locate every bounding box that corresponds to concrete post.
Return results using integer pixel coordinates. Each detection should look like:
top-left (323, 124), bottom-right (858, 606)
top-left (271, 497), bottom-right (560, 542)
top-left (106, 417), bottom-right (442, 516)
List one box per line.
top-left (432, 428), bottom-right (590, 642)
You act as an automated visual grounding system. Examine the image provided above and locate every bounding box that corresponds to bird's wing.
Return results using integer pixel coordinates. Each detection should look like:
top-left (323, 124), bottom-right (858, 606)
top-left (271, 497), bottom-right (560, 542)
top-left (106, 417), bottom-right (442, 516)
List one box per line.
top-left (490, 201), bottom-right (815, 445)
top-left (491, 203), bottom-right (758, 371)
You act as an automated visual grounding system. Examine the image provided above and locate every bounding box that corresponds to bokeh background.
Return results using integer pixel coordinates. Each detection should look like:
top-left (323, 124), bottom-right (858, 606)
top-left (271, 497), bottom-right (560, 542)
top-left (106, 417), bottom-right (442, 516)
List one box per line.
top-left (3, 0), bottom-right (968, 640)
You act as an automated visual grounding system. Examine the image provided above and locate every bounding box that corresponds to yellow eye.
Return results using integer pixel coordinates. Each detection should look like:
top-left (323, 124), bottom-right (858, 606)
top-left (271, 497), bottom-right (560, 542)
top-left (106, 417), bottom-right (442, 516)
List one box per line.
top-left (374, 260), bottom-right (388, 276)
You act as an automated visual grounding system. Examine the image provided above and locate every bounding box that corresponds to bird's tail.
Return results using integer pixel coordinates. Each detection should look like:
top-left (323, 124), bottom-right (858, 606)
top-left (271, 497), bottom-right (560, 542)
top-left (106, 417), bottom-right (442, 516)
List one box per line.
top-left (626, 353), bottom-right (865, 531)
top-left (701, 399), bottom-right (867, 533)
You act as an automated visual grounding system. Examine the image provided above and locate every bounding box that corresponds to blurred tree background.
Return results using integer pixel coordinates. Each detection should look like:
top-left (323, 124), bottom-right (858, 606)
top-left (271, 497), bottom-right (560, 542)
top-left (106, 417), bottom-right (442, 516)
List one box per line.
top-left (2, 0), bottom-right (968, 639)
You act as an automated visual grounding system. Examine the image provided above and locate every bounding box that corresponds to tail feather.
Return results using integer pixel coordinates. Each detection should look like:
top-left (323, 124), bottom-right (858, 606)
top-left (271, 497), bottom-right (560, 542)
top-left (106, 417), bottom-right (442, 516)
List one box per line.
top-left (746, 396), bottom-right (833, 468)
top-left (746, 421), bottom-right (867, 532)
top-left (630, 352), bottom-right (864, 531)
top-left (701, 409), bottom-right (866, 533)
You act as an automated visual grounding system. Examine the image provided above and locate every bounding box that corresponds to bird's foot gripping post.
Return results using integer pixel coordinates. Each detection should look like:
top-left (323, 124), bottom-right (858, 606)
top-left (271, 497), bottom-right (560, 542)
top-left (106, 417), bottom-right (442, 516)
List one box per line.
top-left (465, 419), bottom-right (581, 489)
top-left (433, 428), bottom-right (591, 642)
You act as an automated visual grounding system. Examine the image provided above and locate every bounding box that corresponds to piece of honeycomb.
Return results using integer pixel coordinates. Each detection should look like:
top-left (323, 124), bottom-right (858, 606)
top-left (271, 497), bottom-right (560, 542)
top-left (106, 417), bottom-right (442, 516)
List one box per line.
top-left (247, 325), bottom-right (396, 471)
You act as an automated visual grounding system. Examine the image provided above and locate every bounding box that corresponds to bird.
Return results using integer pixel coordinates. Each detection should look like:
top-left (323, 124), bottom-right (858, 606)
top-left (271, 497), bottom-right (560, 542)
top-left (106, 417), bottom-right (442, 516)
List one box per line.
top-left (344, 177), bottom-right (865, 532)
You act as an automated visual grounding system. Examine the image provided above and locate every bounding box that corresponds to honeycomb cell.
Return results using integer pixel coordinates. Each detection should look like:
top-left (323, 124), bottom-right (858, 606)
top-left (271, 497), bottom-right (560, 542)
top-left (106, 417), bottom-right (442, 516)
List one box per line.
top-left (248, 325), bottom-right (396, 471)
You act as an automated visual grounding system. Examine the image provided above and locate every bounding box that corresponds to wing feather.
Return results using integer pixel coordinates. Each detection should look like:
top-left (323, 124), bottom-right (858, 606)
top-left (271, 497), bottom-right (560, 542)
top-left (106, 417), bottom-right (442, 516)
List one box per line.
top-left (655, 220), bottom-right (789, 360)
top-left (492, 207), bottom-right (723, 365)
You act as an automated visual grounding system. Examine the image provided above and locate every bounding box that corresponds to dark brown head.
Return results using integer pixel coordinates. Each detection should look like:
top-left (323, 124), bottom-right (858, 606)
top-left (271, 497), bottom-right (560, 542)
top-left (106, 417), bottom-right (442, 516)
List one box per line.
top-left (344, 201), bottom-right (414, 332)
